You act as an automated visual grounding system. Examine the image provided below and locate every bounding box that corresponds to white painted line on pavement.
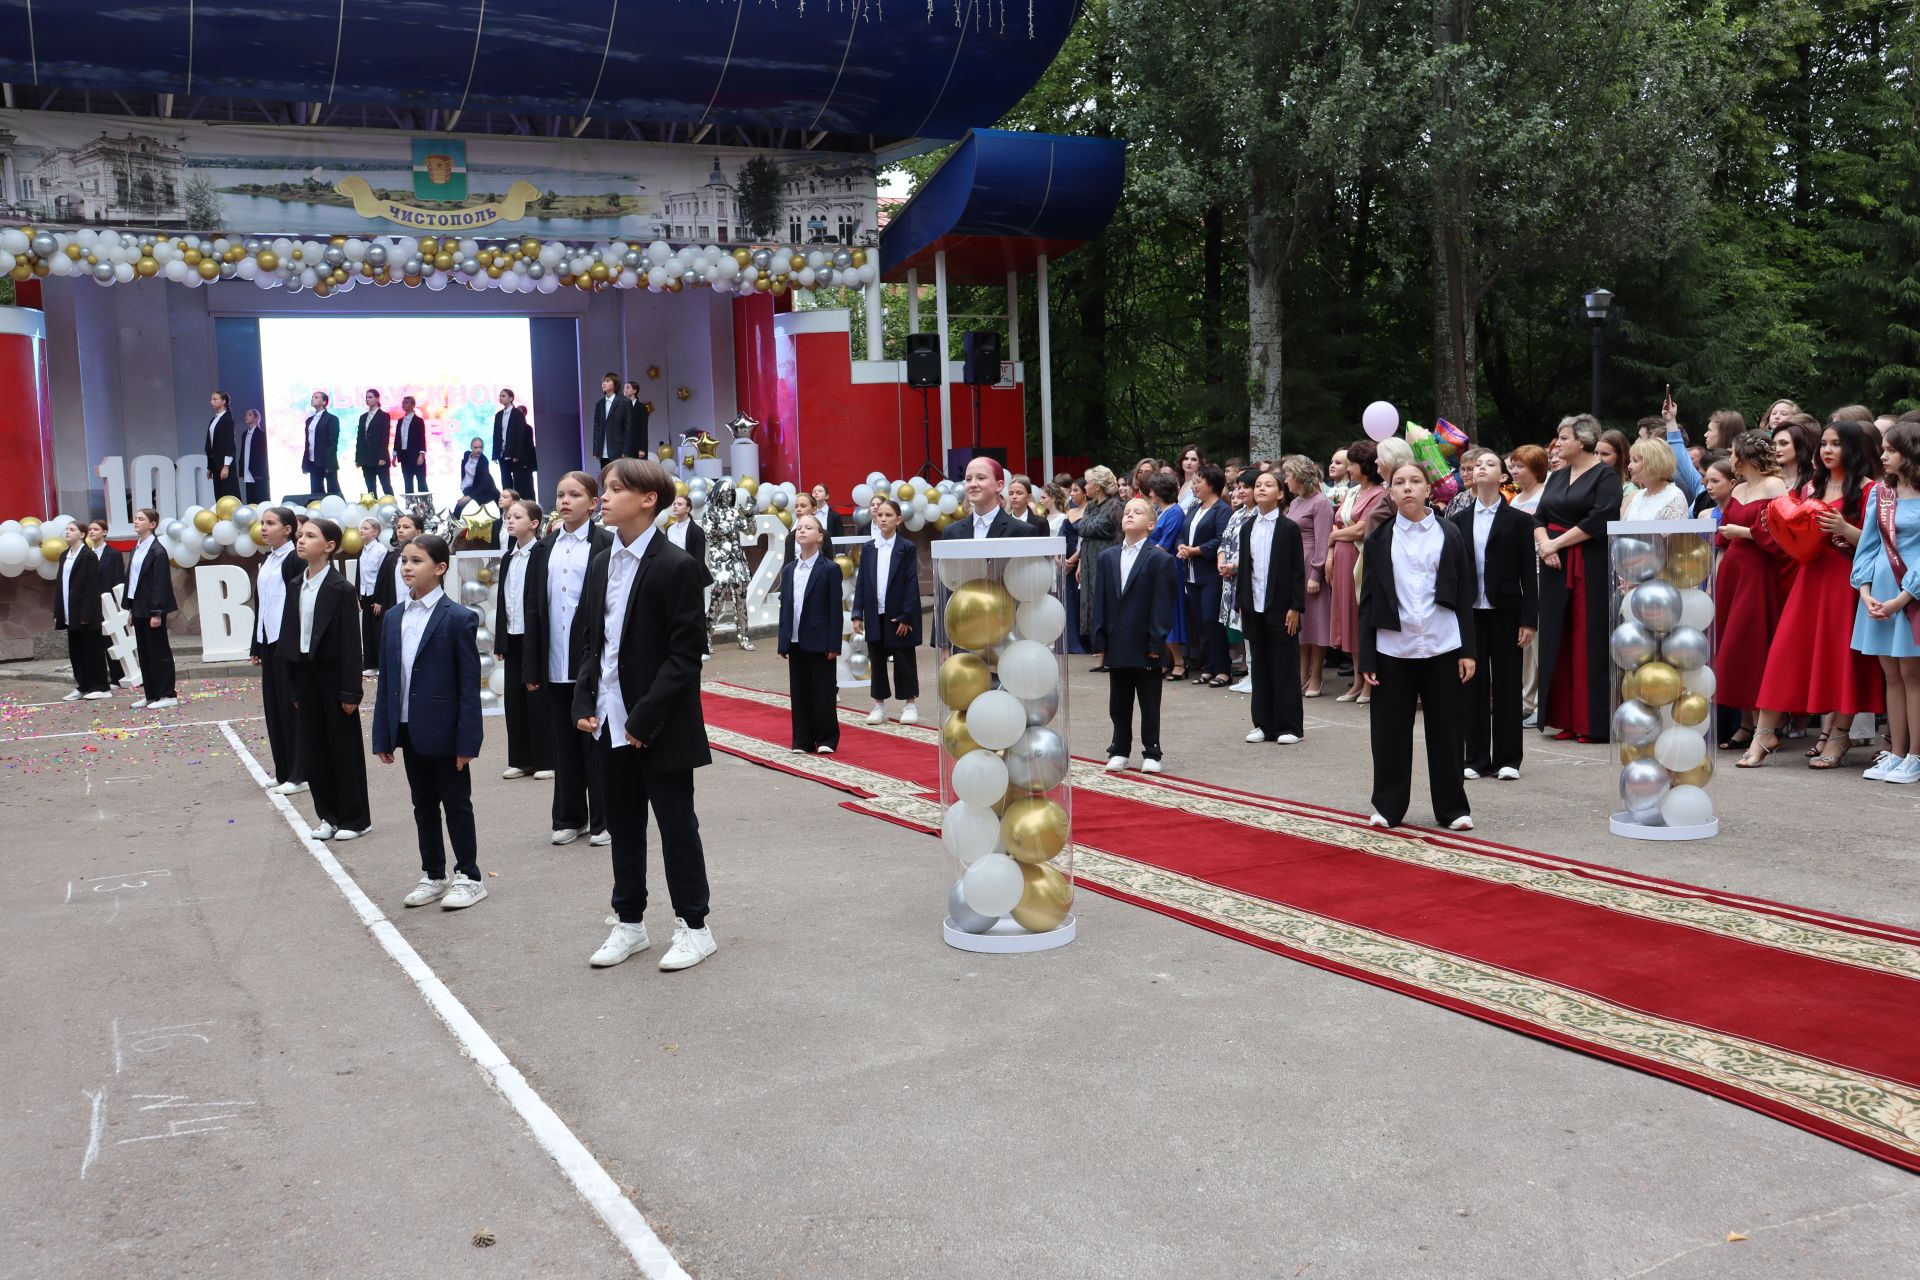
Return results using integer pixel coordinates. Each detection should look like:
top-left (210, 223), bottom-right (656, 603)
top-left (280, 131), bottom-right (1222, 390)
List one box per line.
top-left (80, 1090), bottom-right (104, 1180)
top-left (0, 716), bottom-right (262, 745)
top-left (215, 720), bottom-right (688, 1280)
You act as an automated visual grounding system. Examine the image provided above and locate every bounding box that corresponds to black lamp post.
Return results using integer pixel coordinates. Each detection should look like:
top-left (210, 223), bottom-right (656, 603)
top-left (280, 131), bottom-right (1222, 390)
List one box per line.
top-left (1582, 287), bottom-right (1616, 419)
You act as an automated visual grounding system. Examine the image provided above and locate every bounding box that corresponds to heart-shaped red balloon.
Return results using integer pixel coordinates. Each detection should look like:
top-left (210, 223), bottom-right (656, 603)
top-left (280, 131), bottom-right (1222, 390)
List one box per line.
top-left (1767, 492), bottom-right (1832, 564)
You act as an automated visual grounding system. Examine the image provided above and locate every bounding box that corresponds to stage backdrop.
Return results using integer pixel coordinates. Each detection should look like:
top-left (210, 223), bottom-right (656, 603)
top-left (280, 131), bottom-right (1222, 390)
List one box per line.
top-left (0, 109), bottom-right (877, 244)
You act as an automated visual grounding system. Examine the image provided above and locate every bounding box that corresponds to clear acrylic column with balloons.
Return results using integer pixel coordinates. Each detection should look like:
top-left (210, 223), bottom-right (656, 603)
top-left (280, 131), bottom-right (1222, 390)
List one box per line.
top-left (1609, 519), bottom-right (1718, 838)
top-left (932, 537), bottom-right (1076, 952)
top-left (453, 549), bottom-right (507, 717)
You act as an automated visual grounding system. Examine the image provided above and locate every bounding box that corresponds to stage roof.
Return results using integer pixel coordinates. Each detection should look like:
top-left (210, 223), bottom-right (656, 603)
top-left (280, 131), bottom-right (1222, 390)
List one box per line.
top-left (0, 0), bottom-right (1086, 154)
top-left (879, 130), bottom-right (1125, 283)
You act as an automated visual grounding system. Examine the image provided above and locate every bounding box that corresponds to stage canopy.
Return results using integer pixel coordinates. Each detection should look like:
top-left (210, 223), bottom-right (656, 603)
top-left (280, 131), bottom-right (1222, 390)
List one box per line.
top-left (0, 0), bottom-right (1086, 153)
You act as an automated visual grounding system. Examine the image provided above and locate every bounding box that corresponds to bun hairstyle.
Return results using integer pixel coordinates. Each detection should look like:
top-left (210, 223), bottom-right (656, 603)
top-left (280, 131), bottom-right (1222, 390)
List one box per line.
top-left (510, 498), bottom-right (545, 525)
top-left (305, 516), bottom-right (343, 550)
top-left (411, 533), bottom-right (452, 566)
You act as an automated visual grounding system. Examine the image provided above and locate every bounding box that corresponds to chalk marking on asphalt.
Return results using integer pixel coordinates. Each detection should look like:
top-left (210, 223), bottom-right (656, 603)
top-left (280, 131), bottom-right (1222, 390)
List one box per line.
top-left (80, 1090), bottom-right (104, 1179)
top-left (111, 1018), bottom-right (124, 1074)
top-left (0, 716), bottom-right (261, 745)
top-left (216, 720), bottom-right (688, 1280)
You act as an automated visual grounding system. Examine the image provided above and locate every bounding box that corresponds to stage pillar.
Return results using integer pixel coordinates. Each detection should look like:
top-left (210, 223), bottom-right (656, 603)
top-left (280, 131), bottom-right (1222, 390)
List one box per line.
top-left (0, 307), bottom-right (55, 518)
top-left (865, 247), bottom-right (884, 361)
top-left (907, 269), bottom-right (921, 334)
top-left (732, 292), bottom-right (781, 481)
top-left (1038, 253), bottom-right (1054, 480)
top-left (1007, 271), bottom-right (1020, 364)
top-left (935, 250), bottom-right (953, 460)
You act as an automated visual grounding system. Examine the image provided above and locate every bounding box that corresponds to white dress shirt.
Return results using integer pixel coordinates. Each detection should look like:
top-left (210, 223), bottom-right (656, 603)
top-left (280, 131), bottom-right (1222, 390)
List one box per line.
top-left (502, 540), bottom-right (532, 636)
top-left (1471, 499), bottom-right (1499, 610)
top-left (601, 395), bottom-right (617, 450)
top-left (1248, 510), bottom-right (1279, 612)
top-left (545, 523), bottom-right (594, 683)
top-left (970, 509), bottom-right (996, 539)
top-left (208, 412), bottom-right (231, 466)
top-left (298, 566), bottom-right (326, 654)
top-left (1118, 536), bottom-right (1145, 591)
top-left (1184, 502), bottom-right (1209, 582)
top-left (60, 548), bottom-right (75, 618)
top-left (398, 588), bottom-right (442, 722)
top-left (1376, 514), bottom-right (1461, 660)
top-left (305, 413), bottom-right (319, 459)
top-left (871, 534), bottom-right (895, 611)
top-left (667, 520), bottom-right (688, 550)
top-left (790, 552), bottom-right (819, 642)
top-left (597, 527), bottom-right (657, 746)
top-left (257, 542), bottom-right (293, 643)
top-left (397, 413), bottom-right (418, 454)
top-left (357, 539), bottom-right (387, 597)
top-left (461, 453), bottom-right (480, 492)
top-left (128, 535), bottom-right (155, 601)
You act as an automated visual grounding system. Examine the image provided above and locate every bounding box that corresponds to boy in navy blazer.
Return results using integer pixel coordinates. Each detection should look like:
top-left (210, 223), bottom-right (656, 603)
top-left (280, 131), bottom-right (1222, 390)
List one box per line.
top-left (850, 497), bottom-right (922, 724)
top-left (779, 512), bottom-right (843, 754)
top-left (1092, 497), bottom-right (1179, 771)
top-left (1448, 448), bottom-right (1538, 780)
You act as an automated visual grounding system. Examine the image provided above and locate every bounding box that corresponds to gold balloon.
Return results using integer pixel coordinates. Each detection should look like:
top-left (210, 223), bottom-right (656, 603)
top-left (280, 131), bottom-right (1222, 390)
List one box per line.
top-left (420, 237), bottom-right (440, 256)
top-left (214, 495), bottom-right (242, 520)
top-left (476, 564), bottom-right (496, 586)
top-left (739, 476), bottom-right (759, 496)
top-left (1010, 861), bottom-right (1073, 933)
top-left (941, 710), bottom-right (980, 760)
top-left (182, 248), bottom-right (202, 266)
top-left (198, 260), bottom-right (220, 280)
top-left (340, 527), bottom-right (363, 556)
top-left (1001, 796), bottom-right (1069, 864)
top-left (1672, 692), bottom-right (1710, 727)
top-left (834, 554), bottom-right (855, 581)
top-left (476, 249), bottom-right (494, 267)
top-left (673, 478), bottom-right (688, 498)
top-left (1619, 668), bottom-right (1641, 703)
top-left (1619, 740), bottom-right (1655, 765)
top-left (733, 247), bottom-right (752, 266)
top-left (462, 511), bottom-right (496, 543)
top-left (521, 238), bottom-right (540, 257)
top-left (40, 536), bottom-right (64, 563)
top-left (851, 249), bottom-right (867, 268)
top-left (1634, 660), bottom-right (1683, 708)
top-left (657, 443), bottom-right (675, 462)
top-left (776, 509), bottom-right (793, 528)
top-left (136, 257), bottom-right (159, 277)
top-left (1671, 758), bottom-right (1714, 787)
top-left (1661, 538), bottom-right (1711, 589)
top-left (193, 508), bottom-right (217, 534)
top-left (938, 652), bottom-right (992, 712)
top-left (434, 252), bottom-right (455, 271)
top-left (944, 580), bottom-right (1015, 651)
top-left (18, 516), bottom-right (39, 528)
top-left (255, 250), bottom-right (279, 272)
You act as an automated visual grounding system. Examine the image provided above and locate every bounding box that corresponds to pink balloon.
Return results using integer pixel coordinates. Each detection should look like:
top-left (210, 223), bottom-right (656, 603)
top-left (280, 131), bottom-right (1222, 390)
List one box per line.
top-left (1362, 400), bottom-right (1400, 441)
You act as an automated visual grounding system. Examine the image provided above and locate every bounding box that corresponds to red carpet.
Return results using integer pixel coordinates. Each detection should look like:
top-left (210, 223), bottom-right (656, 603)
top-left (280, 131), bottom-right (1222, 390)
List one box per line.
top-left (700, 682), bottom-right (1920, 1174)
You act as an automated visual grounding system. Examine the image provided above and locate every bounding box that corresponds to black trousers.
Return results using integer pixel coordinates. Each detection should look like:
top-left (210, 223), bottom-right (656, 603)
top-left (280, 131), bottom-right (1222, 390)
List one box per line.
top-left (1368, 649), bottom-right (1471, 828)
top-left (293, 659), bottom-right (370, 830)
top-left (1106, 666), bottom-right (1164, 759)
top-left (1462, 607), bottom-right (1524, 773)
top-left (359, 596), bottom-right (382, 672)
top-left (500, 636), bottom-right (551, 771)
top-left (397, 459), bottom-right (426, 494)
top-left (1243, 604), bottom-right (1303, 738)
top-left (243, 478), bottom-right (272, 505)
top-left (134, 617), bottom-right (177, 699)
top-left (397, 723), bottom-right (479, 881)
top-left (360, 465), bottom-right (393, 497)
top-left (868, 640), bottom-right (919, 701)
top-left (597, 734), bottom-right (709, 928)
top-left (259, 640), bottom-right (303, 784)
top-left (212, 469), bottom-right (241, 500)
top-left (787, 649), bottom-right (840, 751)
top-left (306, 466), bottom-right (342, 497)
top-left (1185, 575), bottom-right (1230, 675)
top-left (66, 625), bottom-right (111, 693)
top-left (544, 682), bottom-right (603, 832)
top-left (503, 463), bottom-right (535, 497)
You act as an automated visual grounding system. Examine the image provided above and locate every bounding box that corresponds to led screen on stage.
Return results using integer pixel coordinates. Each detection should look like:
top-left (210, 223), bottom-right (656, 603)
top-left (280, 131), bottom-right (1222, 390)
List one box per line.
top-left (257, 316), bottom-right (537, 505)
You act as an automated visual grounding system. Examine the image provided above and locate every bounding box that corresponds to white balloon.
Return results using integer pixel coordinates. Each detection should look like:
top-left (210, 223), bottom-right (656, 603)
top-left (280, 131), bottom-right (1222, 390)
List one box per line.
top-left (905, 512), bottom-right (926, 532)
top-left (37, 555), bottom-right (60, 579)
top-left (1653, 725), bottom-right (1707, 773)
top-left (951, 750), bottom-right (1010, 808)
top-left (965, 689), bottom-right (1026, 750)
top-left (938, 557), bottom-right (988, 591)
top-left (996, 640), bottom-right (1058, 699)
top-left (867, 471), bottom-right (888, 488)
top-left (232, 532), bottom-right (258, 557)
top-left (1003, 556), bottom-right (1056, 602)
top-left (941, 800), bottom-right (1002, 863)
top-left (0, 531), bottom-right (28, 570)
top-left (1015, 594), bottom-right (1067, 646)
top-left (1361, 400), bottom-right (1400, 442)
top-left (178, 528), bottom-right (205, 555)
top-left (210, 519), bottom-right (237, 546)
top-left (937, 494), bottom-right (959, 515)
top-left (1659, 784), bottom-right (1714, 828)
top-left (171, 545), bottom-right (198, 569)
top-left (851, 484), bottom-right (873, 507)
top-left (961, 852), bottom-right (1024, 916)
top-left (1678, 587), bottom-right (1715, 632)
top-left (1681, 665), bottom-right (1716, 698)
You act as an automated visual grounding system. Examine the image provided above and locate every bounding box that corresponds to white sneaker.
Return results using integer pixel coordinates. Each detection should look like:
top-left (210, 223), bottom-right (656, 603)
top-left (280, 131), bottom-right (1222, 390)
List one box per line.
top-left (899, 704), bottom-right (919, 725)
top-left (590, 922), bottom-right (651, 967)
top-left (131, 698), bottom-right (149, 709)
top-left (789, 746), bottom-right (806, 753)
top-left (1229, 676), bottom-right (1253, 693)
top-left (502, 766), bottom-right (528, 780)
top-left (739, 639), bottom-right (756, 652)
top-left (1463, 767), bottom-right (1481, 780)
top-left (1105, 755), bottom-right (1128, 772)
top-left (533, 769), bottom-right (555, 780)
top-left (1862, 750), bottom-right (1899, 781)
top-left (1887, 755), bottom-right (1920, 785)
top-left (659, 917), bottom-right (717, 971)
top-left (551, 826), bottom-right (586, 845)
top-left (61, 689), bottom-right (82, 702)
top-left (817, 745), bottom-right (835, 755)
top-left (313, 821), bottom-right (337, 840)
top-left (865, 703), bottom-right (888, 725)
top-left (148, 697), bottom-right (179, 709)
top-left (403, 877), bottom-right (450, 907)
top-left (1245, 729), bottom-right (1267, 744)
top-left (1449, 815), bottom-right (1475, 831)
top-left (361, 668), bottom-right (379, 678)
top-left (1275, 734), bottom-right (1302, 745)
top-left (441, 874), bottom-right (487, 909)
top-left (1141, 758), bottom-right (1163, 775)
top-left (334, 825), bottom-right (368, 841)
top-left (274, 780), bottom-right (309, 795)
top-left (1497, 767), bottom-right (1521, 781)
top-left (1522, 713), bottom-right (1539, 728)
top-left (701, 652), bottom-right (712, 663)
top-left (83, 690), bottom-right (113, 701)
top-left (590, 830), bottom-right (611, 846)
top-left (1368, 812), bottom-right (1392, 829)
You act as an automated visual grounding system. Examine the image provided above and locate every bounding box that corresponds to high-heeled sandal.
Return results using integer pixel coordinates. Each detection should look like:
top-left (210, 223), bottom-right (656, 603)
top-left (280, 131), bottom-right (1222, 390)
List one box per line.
top-left (1805, 732), bottom-right (1830, 759)
top-left (1719, 727), bottom-right (1754, 751)
top-left (1208, 675), bottom-right (1231, 688)
top-left (1809, 736), bottom-right (1855, 770)
top-left (1165, 667), bottom-right (1186, 681)
top-left (1735, 729), bottom-right (1780, 768)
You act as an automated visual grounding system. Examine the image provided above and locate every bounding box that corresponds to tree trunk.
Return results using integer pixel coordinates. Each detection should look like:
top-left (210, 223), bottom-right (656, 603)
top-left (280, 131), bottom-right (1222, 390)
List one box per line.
top-left (1430, 0), bottom-right (1479, 434)
top-left (1202, 202), bottom-right (1226, 431)
top-left (1246, 167), bottom-right (1285, 461)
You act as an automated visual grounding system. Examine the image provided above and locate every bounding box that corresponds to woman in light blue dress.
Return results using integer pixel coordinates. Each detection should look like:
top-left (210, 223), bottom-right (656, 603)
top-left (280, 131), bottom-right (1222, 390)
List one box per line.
top-left (1851, 420), bottom-right (1920, 781)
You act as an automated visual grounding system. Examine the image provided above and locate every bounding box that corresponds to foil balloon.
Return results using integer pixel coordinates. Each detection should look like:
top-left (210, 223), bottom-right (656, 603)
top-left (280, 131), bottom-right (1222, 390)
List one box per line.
top-left (947, 877), bottom-right (997, 934)
top-left (937, 652), bottom-right (992, 713)
top-left (1610, 535), bottom-right (1664, 585)
top-left (1001, 796), bottom-right (1070, 863)
top-left (1670, 757), bottom-right (1713, 787)
top-left (1619, 758), bottom-right (1672, 817)
top-left (1005, 726), bottom-right (1069, 792)
top-left (1022, 684), bottom-right (1061, 727)
top-left (1629, 580), bottom-right (1683, 635)
top-left (1653, 725), bottom-right (1707, 773)
top-left (944, 580), bottom-right (1015, 651)
top-left (1609, 620), bottom-right (1657, 670)
top-left (1611, 698), bottom-right (1662, 748)
top-left (1660, 626), bottom-right (1709, 671)
top-left (941, 710), bottom-right (981, 760)
top-left (1672, 692), bottom-right (1711, 727)
top-left (1010, 862), bottom-right (1073, 933)
top-left (1660, 537), bottom-right (1712, 589)
top-left (951, 749), bottom-right (1010, 808)
top-left (1635, 660), bottom-right (1684, 708)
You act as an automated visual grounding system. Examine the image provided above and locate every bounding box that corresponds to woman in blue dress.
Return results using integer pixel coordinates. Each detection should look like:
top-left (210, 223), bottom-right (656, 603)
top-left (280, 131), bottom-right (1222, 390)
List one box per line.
top-left (1145, 472), bottom-right (1190, 678)
top-left (1852, 419), bottom-right (1920, 783)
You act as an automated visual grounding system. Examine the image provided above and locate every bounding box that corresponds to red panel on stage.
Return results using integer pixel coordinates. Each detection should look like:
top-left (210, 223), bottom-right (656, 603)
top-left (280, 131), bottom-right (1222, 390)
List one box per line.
top-left (0, 309), bottom-right (56, 518)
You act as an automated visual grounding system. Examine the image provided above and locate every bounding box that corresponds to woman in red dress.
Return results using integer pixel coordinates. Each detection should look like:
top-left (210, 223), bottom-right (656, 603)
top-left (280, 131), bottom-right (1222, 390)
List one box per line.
top-left (1713, 430), bottom-right (1788, 749)
top-left (1739, 417), bottom-right (1887, 767)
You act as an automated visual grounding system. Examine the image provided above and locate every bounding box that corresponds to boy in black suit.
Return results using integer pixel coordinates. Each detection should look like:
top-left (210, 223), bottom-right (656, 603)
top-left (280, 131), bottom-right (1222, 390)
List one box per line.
top-left (55, 522), bottom-right (113, 700)
top-left (494, 389), bottom-right (536, 496)
top-left (1092, 497), bottom-right (1178, 772)
top-left (125, 507), bottom-right (180, 708)
top-left (303, 391), bottom-right (343, 496)
top-left (574, 458), bottom-right (715, 972)
top-left (779, 511), bottom-right (843, 754)
top-left (204, 391), bottom-right (238, 499)
top-left (591, 372), bottom-right (631, 469)
top-left (1449, 448), bottom-right (1538, 781)
top-left (393, 396), bottom-right (429, 494)
top-left (356, 389), bottom-right (394, 496)
top-left (1234, 471), bottom-right (1307, 744)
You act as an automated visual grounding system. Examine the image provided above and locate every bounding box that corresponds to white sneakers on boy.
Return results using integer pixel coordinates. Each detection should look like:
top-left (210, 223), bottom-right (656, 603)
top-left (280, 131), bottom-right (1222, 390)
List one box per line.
top-left (312, 821), bottom-right (337, 840)
top-left (899, 704), bottom-right (920, 725)
top-left (551, 825), bottom-right (588, 846)
top-left (866, 703), bottom-right (888, 725)
top-left (62, 689), bottom-right (83, 701)
top-left (441, 874), bottom-right (487, 909)
top-left (333, 825), bottom-right (368, 841)
top-left (1449, 815), bottom-right (1476, 831)
top-left (274, 780), bottom-right (308, 795)
top-left (84, 690), bottom-right (113, 700)
top-left (148, 697), bottom-right (179, 709)
top-left (1462, 767), bottom-right (1481, 780)
top-left (590, 830), bottom-right (611, 846)
top-left (1141, 758), bottom-right (1164, 775)
top-left (1496, 767), bottom-right (1521, 781)
top-left (1275, 734), bottom-right (1302, 745)
top-left (659, 918), bottom-right (717, 971)
top-left (403, 877), bottom-right (450, 907)
top-left (533, 769), bottom-right (555, 780)
top-left (1245, 729), bottom-right (1266, 743)
top-left (591, 922), bottom-right (651, 967)
top-left (502, 766), bottom-right (528, 779)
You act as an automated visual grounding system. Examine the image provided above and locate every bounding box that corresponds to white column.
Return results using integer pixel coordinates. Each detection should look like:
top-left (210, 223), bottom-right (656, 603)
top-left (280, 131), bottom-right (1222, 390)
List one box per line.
top-left (1006, 270), bottom-right (1020, 364)
top-left (1037, 253), bottom-right (1054, 480)
top-left (907, 268), bottom-right (920, 334)
top-left (864, 245), bottom-right (884, 361)
top-left (935, 249), bottom-right (953, 460)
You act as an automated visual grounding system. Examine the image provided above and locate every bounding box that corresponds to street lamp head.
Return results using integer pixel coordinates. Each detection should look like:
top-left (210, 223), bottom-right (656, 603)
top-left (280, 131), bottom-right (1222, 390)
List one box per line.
top-left (1583, 288), bottom-right (1615, 323)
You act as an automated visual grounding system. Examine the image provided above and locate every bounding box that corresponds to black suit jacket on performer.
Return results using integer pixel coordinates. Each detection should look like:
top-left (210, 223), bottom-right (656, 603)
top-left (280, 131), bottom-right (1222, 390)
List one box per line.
top-left (302, 411), bottom-right (341, 475)
top-left (938, 507), bottom-right (1046, 540)
top-left (126, 538), bottom-right (178, 619)
top-left (494, 406), bottom-right (535, 468)
top-left (54, 545), bottom-right (107, 629)
top-left (274, 566), bottom-right (364, 705)
top-left (1233, 510), bottom-right (1306, 623)
top-left (203, 409), bottom-right (236, 477)
top-left (1446, 498), bottom-right (1539, 627)
top-left (1356, 515), bottom-right (1479, 676)
top-left (571, 532), bottom-right (712, 772)
top-left (392, 411), bottom-right (427, 461)
top-left (522, 523), bottom-right (615, 686)
top-left (355, 409), bottom-right (392, 467)
top-left (591, 394), bottom-right (632, 460)
top-left (238, 424), bottom-right (270, 493)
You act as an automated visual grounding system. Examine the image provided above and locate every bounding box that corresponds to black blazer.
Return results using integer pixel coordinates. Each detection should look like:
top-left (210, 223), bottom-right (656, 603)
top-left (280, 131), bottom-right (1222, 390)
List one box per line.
top-left (355, 409), bottom-right (392, 467)
top-left (238, 423), bottom-right (269, 491)
top-left (303, 411), bottom-right (340, 474)
top-left (591, 393), bottom-right (631, 460)
top-left (626, 396), bottom-right (649, 456)
top-left (1356, 515), bottom-right (1479, 675)
top-left (850, 536), bottom-right (922, 646)
top-left (669, 520), bottom-right (713, 586)
top-left (494, 405), bottom-right (535, 466)
top-left (818, 509), bottom-right (844, 540)
top-left (523, 523), bottom-right (615, 684)
top-left (778, 553), bottom-right (844, 655)
top-left (939, 507), bottom-right (1046, 540)
top-left (571, 533), bottom-right (712, 772)
top-left (274, 566), bottom-right (364, 706)
top-left (1181, 501), bottom-right (1231, 567)
top-left (204, 409), bottom-right (236, 476)
top-left (392, 411), bottom-right (427, 460)
top-left (372, 542), bottom-right (404, 612)
top-left (1019, 508), bottom-right (1049, 535)
top-left (1090, 541), bottom-right (1178, 669)
top-left (126, 538), bottom-right (177, 619)
top-left (94, 543), bottom-right (126, 593)
top-left (459, 455), bottom-right (500, 505)
top-left (494, 536), bottom-right (538, 655)
top-left (55, 544), bottom-right (106, 629)
top-left (1233, 510), bottom-right (1306, 619)
top-left (1447, 498), bottom-right (1539, 627)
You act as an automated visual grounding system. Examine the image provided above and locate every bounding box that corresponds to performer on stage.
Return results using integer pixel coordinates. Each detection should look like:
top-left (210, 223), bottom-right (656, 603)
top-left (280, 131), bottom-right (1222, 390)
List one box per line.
top-left (251, 506), bottom-right (306, 794)
top-left (55, 523), bottom-right (113, 701)
top-left (1092, 496), bottom-right (1178, 773)
top-left (282, 517), bottom-right (370, 840)
top-left (356, 390), bottom-right (394, 497)
top-left (494, 389), bottom-right (536, 497)
top-left (591, 373), bottom-right (631, 469)
top-left (204, 391), bottom-right (239, 500)
top-left (126, 508), bottom-right (179, 709)
top-left (623, 380), bottom-right (651, 460)
top-left (941, 457), bottom-right (1046, 540)
top-left (303, 391), bottom-right (343, 497)
top-left (574, 458), bottom-right (716, 972)
top-left (238, 409), bottom-right (271, 504)
top-left (393, 396), bottom-right (428, 494)
top-left (450, 437), bottom-right (501, 526)
top-left (526, 471), bottom-right (612, 846)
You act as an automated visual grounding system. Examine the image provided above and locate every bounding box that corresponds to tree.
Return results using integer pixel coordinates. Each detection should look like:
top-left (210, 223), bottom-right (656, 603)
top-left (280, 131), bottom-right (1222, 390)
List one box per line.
top-left (184, 174), bottom-right (222, 227)
top-left (737, 156), bottom-right (784, 240)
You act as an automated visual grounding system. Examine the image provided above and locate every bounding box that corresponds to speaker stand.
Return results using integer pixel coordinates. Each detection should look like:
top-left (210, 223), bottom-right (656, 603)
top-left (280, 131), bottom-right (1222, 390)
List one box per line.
top-left (915, 386), bottom-right (944, 483)
top-left (970, 384), bottom-right (984, 450)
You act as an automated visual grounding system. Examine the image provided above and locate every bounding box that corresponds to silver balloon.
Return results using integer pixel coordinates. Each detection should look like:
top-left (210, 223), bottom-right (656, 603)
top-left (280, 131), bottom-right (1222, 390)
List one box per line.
top-left (1611, 698), bottom-right (1662, 748)
top-left (93, 262), bottom-right (116, 282)
top-left (324, 245), bottom-right (346, 267)
top-left (220, 262), bottom-right (239, 279)
top-left (244, 237), bottom-right (263, 253)
top-left (1629, 580), bottom-right (1684, 635)
top-left (1609, 620), bottom-right (1656, 670)
top-left (947, 878), bottom-right (996, 933)
top-left (1660, 625), bottom-right (1709, 671)
top-left (459, 579), bottom-right (491, 606)
top-left (478, 653), bottom-right (497, 678)
top-left (752, 248), bottom-right (773, 270)
top-left (1005, 726), bottom-right (1068, 792)
top-left (833, 249), bottom-right (853, 269)
top-left (164, 520), bottom-right (185, 540)
top-left (621, 250), bottom-right (642, 269)
top-left (474, 626), bottom-right (494, 650)
top-left (1023, 684), bottom-right (1060, 727)
top-left (848, 649), bottom-right (870, 680)
top-left (30, 231), bottom-right (57, 258)
top-left (404, 258), bottom-right (425, 276)
top-left (526, 261), bottom-right (545, 279)
top-left (1619, 758), bottom-right (1672, 816)
top-left (457, 256), bottom-right (480, 275)
top-left (1610, 535), bottom-right (1665, 584)
top-left (232, 504), bottom-right (257, 529)
top-left (366, 244), bottom-right (388, 267)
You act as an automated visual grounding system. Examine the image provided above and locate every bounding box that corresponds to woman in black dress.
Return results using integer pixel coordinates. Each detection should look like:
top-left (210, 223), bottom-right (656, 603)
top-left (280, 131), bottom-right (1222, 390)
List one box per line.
top-left (1532, 414), bottom-right (1623, 742)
